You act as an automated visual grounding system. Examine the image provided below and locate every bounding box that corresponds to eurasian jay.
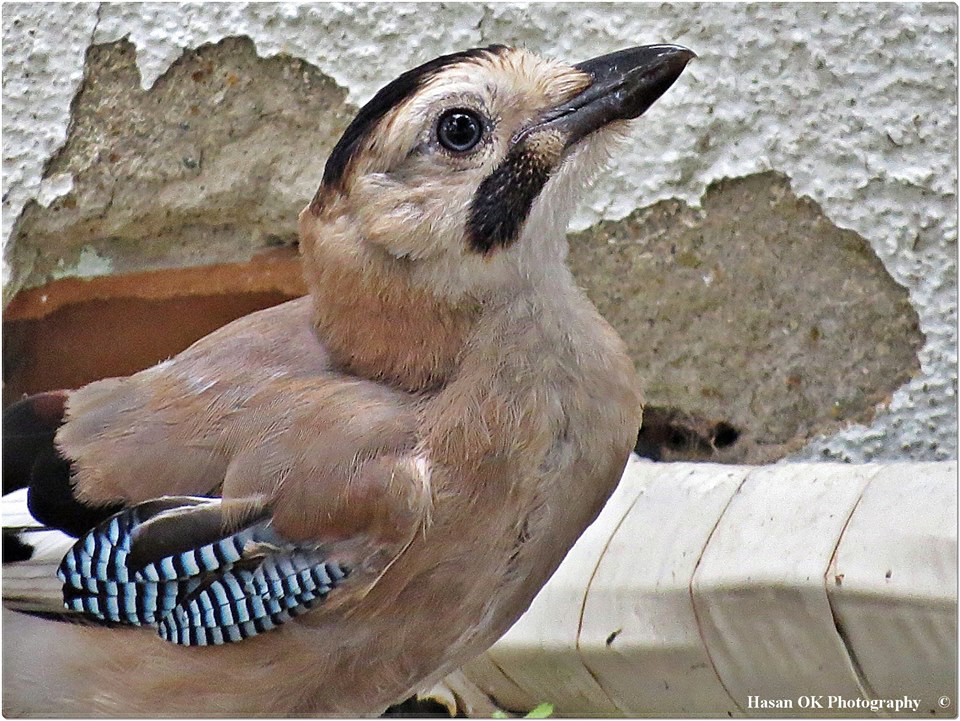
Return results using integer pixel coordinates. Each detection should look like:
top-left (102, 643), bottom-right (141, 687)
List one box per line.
top-left (2, 43), bottom-right (694, 716)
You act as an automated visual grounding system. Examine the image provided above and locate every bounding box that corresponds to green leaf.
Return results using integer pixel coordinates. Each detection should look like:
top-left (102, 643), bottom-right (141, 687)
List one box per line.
top-left (525, 702), bottom-right (554, 718)
top-left (489, 701), bottom-right (553, 718)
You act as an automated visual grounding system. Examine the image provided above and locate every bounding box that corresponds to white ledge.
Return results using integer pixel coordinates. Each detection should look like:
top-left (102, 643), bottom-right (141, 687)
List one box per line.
top-left (446, 459), bottom-right (958, 717)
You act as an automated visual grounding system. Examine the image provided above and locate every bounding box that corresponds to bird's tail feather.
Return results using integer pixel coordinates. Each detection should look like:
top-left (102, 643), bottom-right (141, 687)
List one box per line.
top-left (2, 488), bottom-right (77, 615)
top-left (3, 391), bottom-right (123, 540)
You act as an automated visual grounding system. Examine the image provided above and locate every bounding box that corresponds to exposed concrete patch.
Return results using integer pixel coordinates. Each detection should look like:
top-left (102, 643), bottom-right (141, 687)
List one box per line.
top-left (5, 36), bottom-right (353, 301)
top-left (568, 173), bottom-right (924, 464)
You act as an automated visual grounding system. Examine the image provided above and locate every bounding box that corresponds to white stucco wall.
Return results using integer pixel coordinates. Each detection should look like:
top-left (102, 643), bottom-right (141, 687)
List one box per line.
top-left (2, 2), bottom-right (956, 462)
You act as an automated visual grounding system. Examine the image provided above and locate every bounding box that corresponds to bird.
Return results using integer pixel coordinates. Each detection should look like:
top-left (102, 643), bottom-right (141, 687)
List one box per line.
top-left (2, 42), bottom-right (694, 716)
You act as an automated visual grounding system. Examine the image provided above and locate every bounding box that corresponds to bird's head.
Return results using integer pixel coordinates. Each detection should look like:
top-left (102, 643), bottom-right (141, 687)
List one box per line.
top-left (300, 44), bottom-right (694, 300)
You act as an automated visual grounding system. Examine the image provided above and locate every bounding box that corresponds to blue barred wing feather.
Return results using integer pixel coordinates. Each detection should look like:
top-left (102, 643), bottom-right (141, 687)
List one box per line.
top-left (57, 496), bottom-right (350, 646)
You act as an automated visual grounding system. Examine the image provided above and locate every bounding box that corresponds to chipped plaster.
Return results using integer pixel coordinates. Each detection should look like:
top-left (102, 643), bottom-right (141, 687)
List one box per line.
top-left (2, 2), bottom-right (956, 461)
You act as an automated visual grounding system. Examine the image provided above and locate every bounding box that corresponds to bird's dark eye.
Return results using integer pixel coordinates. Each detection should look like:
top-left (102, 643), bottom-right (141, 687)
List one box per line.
top-left (437, 109), bottom-right (484, 152)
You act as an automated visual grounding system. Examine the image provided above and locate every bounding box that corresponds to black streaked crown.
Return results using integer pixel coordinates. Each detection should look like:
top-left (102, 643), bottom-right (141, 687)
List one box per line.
top-left (319, 45), bottom-right (507, 193)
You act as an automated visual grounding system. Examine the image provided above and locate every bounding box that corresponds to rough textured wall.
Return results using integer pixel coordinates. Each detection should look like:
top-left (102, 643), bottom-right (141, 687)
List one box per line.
top-left (2, 2), bottom-right (956, 462)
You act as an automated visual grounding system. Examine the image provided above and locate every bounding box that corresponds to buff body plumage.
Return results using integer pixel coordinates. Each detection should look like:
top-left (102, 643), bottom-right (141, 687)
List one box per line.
top-left (2, 43), bottom-right (693, 716)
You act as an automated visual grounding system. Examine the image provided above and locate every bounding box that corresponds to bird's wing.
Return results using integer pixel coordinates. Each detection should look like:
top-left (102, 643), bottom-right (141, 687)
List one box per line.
top-left (5, 381), bottom-right (429, 644)
top-left (57, 495), bottom-right (353, 646)
top-left (55, 296), bottom-right (332, 507)
top-left (3, 297), bottom-right (430, 645)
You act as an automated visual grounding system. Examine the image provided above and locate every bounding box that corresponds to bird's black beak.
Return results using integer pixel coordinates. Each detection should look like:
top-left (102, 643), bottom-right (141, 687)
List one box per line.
top-left (526, 44), bottom-right (696, 147)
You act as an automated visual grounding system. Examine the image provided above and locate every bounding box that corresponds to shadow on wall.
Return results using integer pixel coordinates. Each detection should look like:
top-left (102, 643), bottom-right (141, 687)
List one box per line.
top-left (2, 38), bottom-right (923, 465)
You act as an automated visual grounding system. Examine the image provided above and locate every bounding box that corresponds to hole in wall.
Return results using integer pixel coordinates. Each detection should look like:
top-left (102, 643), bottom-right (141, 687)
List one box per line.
top-left (711, 421), bottom-right (740, 449)
top-left (634, 405), bottom-right (742, 462)
top-left (383, 697), bottom-right (456, 718)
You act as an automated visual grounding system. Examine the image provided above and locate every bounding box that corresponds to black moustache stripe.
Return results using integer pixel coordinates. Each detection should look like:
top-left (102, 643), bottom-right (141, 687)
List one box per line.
top-left (466, 145), bottom-right (554, 254)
